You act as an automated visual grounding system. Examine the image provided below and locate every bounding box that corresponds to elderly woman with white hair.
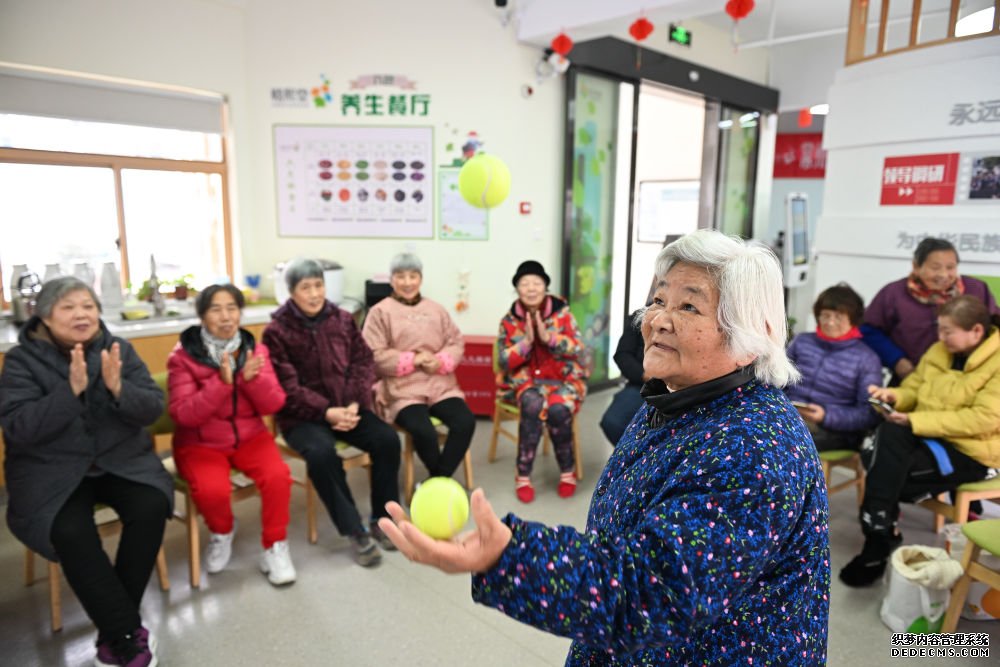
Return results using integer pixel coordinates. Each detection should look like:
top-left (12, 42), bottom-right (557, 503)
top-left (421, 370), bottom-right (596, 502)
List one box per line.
top-left (378, 231), bottom-right (831, 666)
top-left (0, 276), bottom-right (173, 667)
top-left (362, 252), bottom-right (474, 481)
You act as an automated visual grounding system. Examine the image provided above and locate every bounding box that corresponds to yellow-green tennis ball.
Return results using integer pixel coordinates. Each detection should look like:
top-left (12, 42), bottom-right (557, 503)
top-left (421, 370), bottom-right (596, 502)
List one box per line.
top-left (410, 477), bottom-right (469, 540)
top-left (458, 154), bottom-right (511, 209)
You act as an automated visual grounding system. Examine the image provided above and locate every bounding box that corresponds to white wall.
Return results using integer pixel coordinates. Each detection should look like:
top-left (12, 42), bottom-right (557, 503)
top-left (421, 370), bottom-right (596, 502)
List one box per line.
top-left (768, 34), bottom-right (844, 112)
top-left (240, 0), bottom-right (565, 335)
top-left (764, 13), bottom-right (953, 112)
top-left (648, 17), bottom-right (770, 86)
top-left (815, 37), bottom-right (1000, 309)
top-left (0, 0), bottom-right (564, 335)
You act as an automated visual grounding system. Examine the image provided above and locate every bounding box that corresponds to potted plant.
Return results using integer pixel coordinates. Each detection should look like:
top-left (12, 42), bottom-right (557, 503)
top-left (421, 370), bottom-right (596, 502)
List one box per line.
top-left (135, 279), bottom-right (154, 302)
top-left (172, 274), bottom-right (194, 301)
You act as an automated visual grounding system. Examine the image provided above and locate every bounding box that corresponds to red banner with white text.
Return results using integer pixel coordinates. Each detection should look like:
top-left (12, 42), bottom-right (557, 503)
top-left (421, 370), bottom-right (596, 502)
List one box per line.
top-left (773, 133), bottom-right (826, 179)
top-left (880, 153), bottom-right (959, 206)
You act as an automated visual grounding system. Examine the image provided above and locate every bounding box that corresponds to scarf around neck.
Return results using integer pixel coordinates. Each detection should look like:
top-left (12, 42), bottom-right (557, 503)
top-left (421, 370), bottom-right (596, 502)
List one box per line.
top-left (906, 273), bottom-right (964, 306)
top-left (815, 325), bottom-right (863, 342)
top-left (200, 326), bottom-right (241, 370)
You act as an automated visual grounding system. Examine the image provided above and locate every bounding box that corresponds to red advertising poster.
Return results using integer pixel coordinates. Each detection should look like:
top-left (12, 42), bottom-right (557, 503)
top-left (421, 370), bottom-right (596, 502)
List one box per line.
top-left (773, 133), bottom-right (826, 179)
top-left (880, 153), bottom-right (959, 205)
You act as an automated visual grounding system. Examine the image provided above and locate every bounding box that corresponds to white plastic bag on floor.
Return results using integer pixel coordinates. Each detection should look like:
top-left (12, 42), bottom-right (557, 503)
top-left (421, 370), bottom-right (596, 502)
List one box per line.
top-left (880, 545), bottom-right (963, 633)
top-left (943, 524), bottom-right (1000, 621)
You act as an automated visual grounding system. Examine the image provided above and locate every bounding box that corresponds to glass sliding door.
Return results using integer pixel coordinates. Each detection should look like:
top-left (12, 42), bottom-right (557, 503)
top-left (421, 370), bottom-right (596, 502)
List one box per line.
top-left (563, 70), bottom-right (635, 385)
top-left (714, 106), bottom-right (761, 238)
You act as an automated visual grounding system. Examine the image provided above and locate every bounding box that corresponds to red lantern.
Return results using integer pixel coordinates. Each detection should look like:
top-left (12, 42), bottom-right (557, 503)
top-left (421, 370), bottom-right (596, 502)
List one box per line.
top-left (550, 32), bottom-right (573, 57)
top-left (797, 108), bottom-right (813, 128)
top-left (629, 17), bottom-right (654, 42)
top-left (725, 0), bottom-right (755, 21)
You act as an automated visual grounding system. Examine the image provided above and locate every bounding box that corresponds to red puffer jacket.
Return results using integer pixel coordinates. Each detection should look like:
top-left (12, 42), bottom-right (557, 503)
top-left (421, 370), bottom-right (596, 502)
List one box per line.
top-left (167, 326), bottom-right (286, 451)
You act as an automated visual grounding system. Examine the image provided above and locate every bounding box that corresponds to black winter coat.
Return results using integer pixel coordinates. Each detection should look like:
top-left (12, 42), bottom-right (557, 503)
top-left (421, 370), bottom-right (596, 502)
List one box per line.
top-left (0, 318), bottom-right (173, 560)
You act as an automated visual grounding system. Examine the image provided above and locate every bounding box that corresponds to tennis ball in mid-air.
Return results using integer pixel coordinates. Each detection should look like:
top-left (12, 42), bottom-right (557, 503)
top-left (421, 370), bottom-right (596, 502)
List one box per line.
top-left (458, 153), bottom-right (510, 209)
top-left (410, 477), bottom-right (470, 540)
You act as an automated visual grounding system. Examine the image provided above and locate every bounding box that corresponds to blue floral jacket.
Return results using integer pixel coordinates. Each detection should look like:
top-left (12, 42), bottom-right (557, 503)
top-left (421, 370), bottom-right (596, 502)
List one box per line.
top-left (472, 380), bottom-right (830, 665)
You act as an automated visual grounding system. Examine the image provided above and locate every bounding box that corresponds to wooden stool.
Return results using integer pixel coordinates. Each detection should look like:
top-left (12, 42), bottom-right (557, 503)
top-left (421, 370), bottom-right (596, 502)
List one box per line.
top-left (487, 397), bottom-right (582, 480)
top-left (941, 519), bottom-right (1000, 632)
top-left (275, 435), bottom-right (371, 545)
top-left (919, 476), bottom-right (1000, 533)
top-left (24, 504), bottom-right (169, 632)
top-left (395, 417), bottom-right (474, 505)
top-left (818, 449), bottom-right (866, 506)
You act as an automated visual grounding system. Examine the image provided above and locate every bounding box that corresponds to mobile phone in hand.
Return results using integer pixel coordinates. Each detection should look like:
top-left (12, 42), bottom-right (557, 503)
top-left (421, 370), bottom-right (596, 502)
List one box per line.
top-left (868, 397), bottom-right (895, 415)
top-left (790, 400), bottom-right (810, 409)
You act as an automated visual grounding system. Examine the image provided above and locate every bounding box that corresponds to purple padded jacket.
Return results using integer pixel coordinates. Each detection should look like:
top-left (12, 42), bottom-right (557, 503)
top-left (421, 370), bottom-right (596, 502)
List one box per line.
top-left (864, 276), bottom-right (1000, 365)
top-left (786, 333), bottom-right (883, 433)
top-left (262, 300), bottom-right (375, 435)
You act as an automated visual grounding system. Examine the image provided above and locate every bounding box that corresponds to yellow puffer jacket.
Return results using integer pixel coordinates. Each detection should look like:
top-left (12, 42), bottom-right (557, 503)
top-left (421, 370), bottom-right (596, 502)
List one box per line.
top-left (895, 327), bottom-right (1000, 468)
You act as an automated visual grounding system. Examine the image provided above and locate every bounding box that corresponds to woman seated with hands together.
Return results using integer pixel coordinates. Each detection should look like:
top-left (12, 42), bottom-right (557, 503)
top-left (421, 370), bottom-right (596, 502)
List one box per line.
top-left (167, 284), bottom-right (295, 586)
top-left (263, 258), bottom-right (400, 568)
top-left (0, 277), bottom-right (173, 667)
top-left (362, 253), bottom-right (474, 481)
top-left (786, 283), bottom-right (882, 452)
top-left (497, 260), bottom-right (588, 502)
top-left (379, 231), bottom-right (830, 666)
top-left (841, 295), bottom-right (1000, 587)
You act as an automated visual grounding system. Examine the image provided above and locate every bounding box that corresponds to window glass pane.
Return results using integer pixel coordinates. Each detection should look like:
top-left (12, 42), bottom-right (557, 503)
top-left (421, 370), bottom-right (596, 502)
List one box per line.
top-left (715, 107), bottom-right (760, 239)
top-left (0, 163), bottom-right (119, 300)
top-left (566, 71), bottom-right (628, 384)
top-left (0, 113), bottom-right (222, 161)
top-left (121, 170), bottom-right (228, 289)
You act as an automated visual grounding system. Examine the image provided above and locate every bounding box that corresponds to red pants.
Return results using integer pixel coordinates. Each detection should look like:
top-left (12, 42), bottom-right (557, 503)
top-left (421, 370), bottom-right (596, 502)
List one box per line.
top-left (173, 430), bottom-right (292, 548)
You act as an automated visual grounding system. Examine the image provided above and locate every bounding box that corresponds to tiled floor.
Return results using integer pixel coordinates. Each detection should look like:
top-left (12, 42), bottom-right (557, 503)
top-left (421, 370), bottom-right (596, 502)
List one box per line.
top-left (0, 388), bottom-right (996, 666)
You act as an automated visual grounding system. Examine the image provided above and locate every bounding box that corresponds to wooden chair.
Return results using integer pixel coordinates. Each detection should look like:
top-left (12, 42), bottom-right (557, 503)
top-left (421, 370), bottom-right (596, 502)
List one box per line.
top-left (918, 476), bottom-right (1000, 533)
top-left (394, 417), bottom-right (474, 505)
top-left (13, 393), bottom-right (169, 630)
top-left (818, 449), bottom-right (866, 506)
top-left (24, 506), bottom-right (169, 632)
top-left (273, 434), bottom-right (372, 545)
top-left (152, 371), bottom-right (269, 588)
top-left (486, 343), bottom-right (583, 479)
top-left (159, 455), bottom-right (261, 588)
top-left (941, 519), bottom-right (1000, 632)
top-left (487, 395), bottom-right (582, 479)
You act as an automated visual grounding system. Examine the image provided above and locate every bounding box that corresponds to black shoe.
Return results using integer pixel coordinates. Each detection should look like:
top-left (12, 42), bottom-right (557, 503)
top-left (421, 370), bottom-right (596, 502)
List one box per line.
top-left (839, 553), bottom-right (889, 587)
top-left (839, 533), bottom-right (902, 588)
top-left (350, 533), bottom-right (382, 568)
top-left (370, 520), bottom-right (397, 552)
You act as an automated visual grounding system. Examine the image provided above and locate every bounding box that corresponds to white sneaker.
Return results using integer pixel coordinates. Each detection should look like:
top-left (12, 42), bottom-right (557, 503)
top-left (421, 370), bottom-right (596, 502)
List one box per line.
top-left (259, 540), bottom-right (296, 586)
top-left (205, 523), bottom-right (236, 574)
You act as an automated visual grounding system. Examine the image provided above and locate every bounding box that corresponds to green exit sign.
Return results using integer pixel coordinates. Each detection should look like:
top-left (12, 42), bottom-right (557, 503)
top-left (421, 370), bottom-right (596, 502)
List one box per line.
top-left (669, 24), bottom-right (692, 46)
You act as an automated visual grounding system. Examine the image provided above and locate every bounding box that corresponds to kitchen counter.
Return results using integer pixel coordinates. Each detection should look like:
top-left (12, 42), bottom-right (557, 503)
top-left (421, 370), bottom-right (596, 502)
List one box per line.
top-left (0, 304), bottom-right (279, 353)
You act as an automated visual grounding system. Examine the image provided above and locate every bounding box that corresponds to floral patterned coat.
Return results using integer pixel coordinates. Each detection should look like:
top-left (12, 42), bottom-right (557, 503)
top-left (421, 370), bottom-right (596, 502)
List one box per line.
top-left (472, 379), bottom-right (830, 665)
top-left (495, 294), bottom-right (588, 415)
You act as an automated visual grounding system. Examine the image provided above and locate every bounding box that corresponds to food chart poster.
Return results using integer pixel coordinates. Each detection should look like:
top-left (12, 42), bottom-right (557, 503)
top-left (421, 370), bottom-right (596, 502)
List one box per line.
top-left (274, 125), bottom-right (434, 238)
